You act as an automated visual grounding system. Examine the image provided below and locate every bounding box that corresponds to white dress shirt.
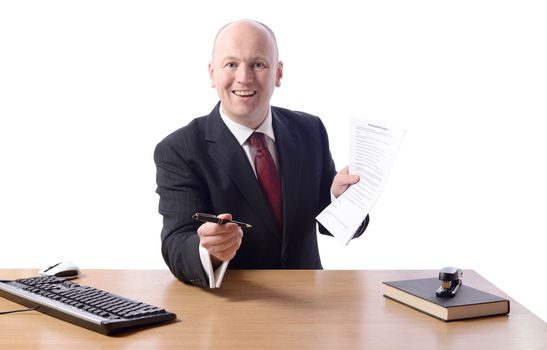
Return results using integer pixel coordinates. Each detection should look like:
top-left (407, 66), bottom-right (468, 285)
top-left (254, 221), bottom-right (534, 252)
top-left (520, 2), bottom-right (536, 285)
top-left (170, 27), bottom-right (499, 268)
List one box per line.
top-left (199, 105), bottom-right (278, 288)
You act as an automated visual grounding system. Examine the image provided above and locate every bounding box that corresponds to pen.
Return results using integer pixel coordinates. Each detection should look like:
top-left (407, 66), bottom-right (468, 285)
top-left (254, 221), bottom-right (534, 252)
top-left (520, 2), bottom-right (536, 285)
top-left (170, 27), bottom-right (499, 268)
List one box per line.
top-left (192, 213), bottom-right (253, 229)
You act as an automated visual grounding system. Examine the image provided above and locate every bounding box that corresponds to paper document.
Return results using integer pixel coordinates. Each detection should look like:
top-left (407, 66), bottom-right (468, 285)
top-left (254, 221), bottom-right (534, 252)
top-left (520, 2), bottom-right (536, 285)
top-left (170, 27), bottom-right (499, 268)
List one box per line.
top-left (317, 119), bottom-right (405, 245)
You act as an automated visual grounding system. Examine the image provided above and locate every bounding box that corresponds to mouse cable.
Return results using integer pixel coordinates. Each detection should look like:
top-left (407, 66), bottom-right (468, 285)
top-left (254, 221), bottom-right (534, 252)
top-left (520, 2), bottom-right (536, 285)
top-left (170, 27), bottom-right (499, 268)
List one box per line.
top-left (0, 306), bottom-right (40, 315)
top-left (0, 279), bottom-right (40, 314)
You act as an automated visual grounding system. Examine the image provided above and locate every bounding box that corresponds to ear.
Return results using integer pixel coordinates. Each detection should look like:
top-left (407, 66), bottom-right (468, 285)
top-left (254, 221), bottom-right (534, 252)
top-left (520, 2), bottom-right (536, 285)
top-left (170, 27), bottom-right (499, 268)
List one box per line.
top-left (208, 62), bottom-right (216, 88)
top-left (275, 61), bottom-right (283, 87)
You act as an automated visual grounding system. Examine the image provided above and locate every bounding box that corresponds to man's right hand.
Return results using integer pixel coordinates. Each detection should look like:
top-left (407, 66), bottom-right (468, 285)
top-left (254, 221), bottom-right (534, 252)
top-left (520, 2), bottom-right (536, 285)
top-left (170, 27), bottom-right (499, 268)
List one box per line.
top-left (197, 213), bottom-right (243, 267)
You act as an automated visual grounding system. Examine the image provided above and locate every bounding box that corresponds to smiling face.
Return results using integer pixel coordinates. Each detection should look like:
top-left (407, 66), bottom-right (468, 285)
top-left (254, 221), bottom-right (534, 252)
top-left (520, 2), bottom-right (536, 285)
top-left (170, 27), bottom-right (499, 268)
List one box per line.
top-left (209, 21), bottom-right (283, 128)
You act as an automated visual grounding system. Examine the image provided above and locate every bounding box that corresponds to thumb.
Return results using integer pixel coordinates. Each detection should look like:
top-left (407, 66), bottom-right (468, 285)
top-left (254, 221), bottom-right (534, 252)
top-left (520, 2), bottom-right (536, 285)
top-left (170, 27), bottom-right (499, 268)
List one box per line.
top-left (347, 174), bottom-right (360, 185)
top-left (216, 213), bottom-right (232, 221)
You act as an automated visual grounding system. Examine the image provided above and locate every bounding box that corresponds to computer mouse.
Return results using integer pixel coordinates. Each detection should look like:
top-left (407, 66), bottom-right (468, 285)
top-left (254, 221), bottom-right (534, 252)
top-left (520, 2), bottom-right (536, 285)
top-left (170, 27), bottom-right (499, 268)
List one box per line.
top-left (39, 262), bottom-right (81, 279)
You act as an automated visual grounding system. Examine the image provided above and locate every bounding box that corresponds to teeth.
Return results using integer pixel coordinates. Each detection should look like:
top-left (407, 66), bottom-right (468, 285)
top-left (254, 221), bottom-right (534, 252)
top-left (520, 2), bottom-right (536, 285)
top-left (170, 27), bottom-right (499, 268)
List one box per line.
top-left (233, 90), bottom-right (255, 96)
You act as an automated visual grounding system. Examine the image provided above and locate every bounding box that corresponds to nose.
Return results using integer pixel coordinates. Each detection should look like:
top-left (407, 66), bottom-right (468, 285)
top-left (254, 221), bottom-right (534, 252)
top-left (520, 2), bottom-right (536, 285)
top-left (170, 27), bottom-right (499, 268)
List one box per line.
top-left (235, 65), bottom-right (254, 85)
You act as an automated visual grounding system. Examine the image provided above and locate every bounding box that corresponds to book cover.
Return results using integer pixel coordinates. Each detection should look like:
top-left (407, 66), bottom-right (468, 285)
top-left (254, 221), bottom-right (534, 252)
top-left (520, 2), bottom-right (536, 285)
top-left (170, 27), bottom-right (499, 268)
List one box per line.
top-left (383, 278), bottom-right (510, 321)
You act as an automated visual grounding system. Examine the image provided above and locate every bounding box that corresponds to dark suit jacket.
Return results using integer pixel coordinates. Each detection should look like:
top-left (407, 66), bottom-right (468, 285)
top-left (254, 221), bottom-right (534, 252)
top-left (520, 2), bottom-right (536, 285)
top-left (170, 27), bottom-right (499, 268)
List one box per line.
top-left (154, 103), bottom-right (368, 286)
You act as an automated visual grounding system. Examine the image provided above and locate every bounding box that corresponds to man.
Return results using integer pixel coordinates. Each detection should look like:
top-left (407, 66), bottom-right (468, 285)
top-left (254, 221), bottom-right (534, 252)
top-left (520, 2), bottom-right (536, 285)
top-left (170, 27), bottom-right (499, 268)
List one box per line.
top-left (154, 20), bottom-right (369, 288)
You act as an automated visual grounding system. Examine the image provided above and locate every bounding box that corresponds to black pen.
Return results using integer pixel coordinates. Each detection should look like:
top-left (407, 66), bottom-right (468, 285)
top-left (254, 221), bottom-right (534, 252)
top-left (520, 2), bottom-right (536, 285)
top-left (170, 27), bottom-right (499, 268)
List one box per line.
top-left (192, 213), bottom-right (253, 229)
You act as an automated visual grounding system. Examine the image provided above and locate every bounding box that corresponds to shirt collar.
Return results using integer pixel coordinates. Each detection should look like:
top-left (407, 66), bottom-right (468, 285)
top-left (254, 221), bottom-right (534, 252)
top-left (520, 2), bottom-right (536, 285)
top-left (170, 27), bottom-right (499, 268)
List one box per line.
top-left (219, 104), bottom-right (276, 146)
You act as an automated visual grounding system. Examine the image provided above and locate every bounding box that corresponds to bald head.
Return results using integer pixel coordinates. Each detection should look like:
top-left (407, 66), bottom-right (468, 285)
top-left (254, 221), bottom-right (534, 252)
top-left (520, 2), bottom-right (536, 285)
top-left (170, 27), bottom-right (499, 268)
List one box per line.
top-left (212, 20), bottom-right (279, 62)
top-left (207, 19), bottom-right (284, 128)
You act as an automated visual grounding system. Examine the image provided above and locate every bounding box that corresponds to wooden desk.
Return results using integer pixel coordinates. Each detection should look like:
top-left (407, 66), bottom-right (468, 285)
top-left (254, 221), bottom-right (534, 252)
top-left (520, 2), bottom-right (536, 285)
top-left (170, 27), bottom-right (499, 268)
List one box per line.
top-left (0, 269), bottom-right (545, 349)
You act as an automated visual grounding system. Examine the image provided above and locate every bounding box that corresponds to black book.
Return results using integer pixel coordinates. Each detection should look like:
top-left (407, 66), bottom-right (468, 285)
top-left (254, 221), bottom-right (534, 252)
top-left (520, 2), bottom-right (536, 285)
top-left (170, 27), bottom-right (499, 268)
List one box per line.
top-left (383, 278), bottom-right (510, 321)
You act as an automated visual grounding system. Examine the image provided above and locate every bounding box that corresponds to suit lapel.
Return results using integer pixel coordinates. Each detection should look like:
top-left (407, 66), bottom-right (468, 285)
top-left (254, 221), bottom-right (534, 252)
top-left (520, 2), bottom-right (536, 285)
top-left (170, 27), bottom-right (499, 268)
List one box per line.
top-left (205, 105), bottom-right (281, 239)
top-left (272, 108), bottom-right (301, 240)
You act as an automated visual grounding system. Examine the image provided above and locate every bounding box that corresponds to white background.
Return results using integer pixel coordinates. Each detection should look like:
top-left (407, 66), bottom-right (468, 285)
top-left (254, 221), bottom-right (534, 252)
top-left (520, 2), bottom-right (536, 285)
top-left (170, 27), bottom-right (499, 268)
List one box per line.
top-left (1, 1), bottom-right (546, 322)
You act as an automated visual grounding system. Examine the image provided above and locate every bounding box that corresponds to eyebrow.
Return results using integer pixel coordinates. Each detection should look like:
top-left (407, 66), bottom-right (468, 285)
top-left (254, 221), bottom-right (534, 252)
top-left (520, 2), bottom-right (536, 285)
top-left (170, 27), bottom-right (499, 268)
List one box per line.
top-left (220, 56), bottom-right (270, 64)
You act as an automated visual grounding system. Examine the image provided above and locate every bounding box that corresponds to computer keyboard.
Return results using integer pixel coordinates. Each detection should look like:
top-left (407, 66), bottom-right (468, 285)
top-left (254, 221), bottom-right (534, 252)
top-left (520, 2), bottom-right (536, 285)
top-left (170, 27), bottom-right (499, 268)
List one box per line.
top-left (0, 275), bottom-right (177, 335)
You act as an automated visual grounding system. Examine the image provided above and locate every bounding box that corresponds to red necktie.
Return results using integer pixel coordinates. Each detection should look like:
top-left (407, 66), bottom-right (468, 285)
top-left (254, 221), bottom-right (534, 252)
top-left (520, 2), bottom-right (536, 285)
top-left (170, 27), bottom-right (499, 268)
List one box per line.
top-left (249, 132), bottom-right (283, 229)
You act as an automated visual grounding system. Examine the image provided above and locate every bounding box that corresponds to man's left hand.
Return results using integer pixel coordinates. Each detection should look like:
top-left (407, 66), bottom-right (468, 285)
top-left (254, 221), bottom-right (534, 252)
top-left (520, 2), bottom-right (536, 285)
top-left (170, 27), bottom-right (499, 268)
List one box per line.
top-left (331, 166), bottom-right (360, 198)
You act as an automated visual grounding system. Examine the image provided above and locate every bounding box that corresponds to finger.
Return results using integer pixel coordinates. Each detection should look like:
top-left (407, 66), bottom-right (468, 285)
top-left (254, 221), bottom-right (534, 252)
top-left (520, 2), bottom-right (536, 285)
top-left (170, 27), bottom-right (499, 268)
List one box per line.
top-left (210, 236), bottom-right (243, 261)
top-left (209, 236), bottom-right (241, 257)
top-left (337, 166), bottom-right (359, 183)
top-left (216, 213), bottom-right (232, 221)
top-left (203, 229), bottom-right (243, 259)
top-left (212, 245), bottom-right (239, 261)
top-left (339, 174), bottom-right (360, 185)
top-left (333, 174), bottom-right (360, 188)
top-left (200, 227), bottom-right (243, 250)
top-left (196, 212), bottom-right (236, 236)
top-left (198, 221), bottom-right (240, 237)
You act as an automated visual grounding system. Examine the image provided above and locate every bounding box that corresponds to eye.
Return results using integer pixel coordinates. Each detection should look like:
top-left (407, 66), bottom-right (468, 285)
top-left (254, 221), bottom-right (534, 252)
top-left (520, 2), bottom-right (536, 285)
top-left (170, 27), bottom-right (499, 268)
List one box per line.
top-left (224, 62), bottom-right (237, 70)
top-left (253, 62), bottom-right (267, 70)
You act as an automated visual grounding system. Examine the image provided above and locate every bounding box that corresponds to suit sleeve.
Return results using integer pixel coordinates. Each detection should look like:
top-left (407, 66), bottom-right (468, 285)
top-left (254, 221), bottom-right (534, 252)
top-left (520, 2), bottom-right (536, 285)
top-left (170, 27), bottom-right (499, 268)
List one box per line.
top-left (154, 139), bottom-right (210, 287)
top-left (316, 118), bottom-right (370, 239)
